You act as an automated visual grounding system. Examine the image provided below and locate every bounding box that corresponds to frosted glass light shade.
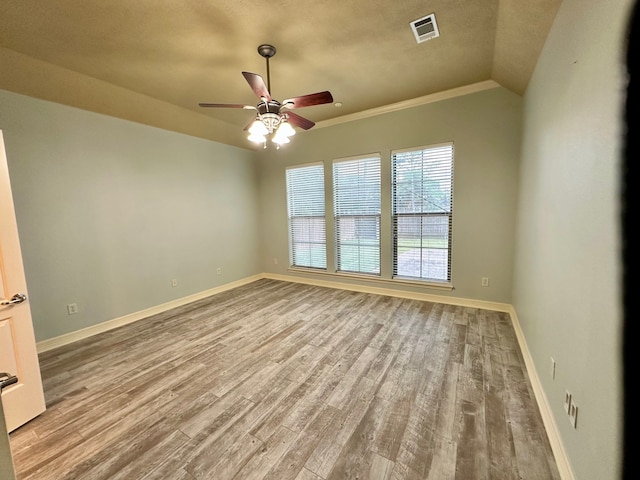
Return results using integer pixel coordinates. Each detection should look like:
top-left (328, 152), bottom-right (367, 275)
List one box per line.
top-left (248, 119), bottom-right (269, 135)
top-left (248, 132), bottom-right (267, 143)
top-left (272, 134), bottom-right (290, 145)
top-left (276, 121), bottom-right (296, 137)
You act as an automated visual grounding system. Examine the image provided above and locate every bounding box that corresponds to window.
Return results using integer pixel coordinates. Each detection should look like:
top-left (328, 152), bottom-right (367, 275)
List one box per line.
top-left (392, 143), bottom-right (453, 282)
top-left (333, 155), bottom-right (381, 275)
top-left (286, 163), bottom-right (326, 269)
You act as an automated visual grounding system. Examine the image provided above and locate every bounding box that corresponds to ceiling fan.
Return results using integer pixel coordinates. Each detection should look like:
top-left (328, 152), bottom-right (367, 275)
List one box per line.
top-left (199, 44), bottom-right (334, 147)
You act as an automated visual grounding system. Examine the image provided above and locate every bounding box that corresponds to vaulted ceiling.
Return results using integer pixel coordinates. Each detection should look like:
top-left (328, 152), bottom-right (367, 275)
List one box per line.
top-left (0, 0), bottom-right (562, 149)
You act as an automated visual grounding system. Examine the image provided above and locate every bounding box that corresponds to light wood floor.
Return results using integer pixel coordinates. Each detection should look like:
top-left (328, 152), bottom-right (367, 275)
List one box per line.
top-left (9, 279), bottom-right (561, 479)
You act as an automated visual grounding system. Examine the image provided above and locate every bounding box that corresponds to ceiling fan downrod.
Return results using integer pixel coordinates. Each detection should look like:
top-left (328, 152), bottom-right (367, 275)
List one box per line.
top-left (257, 44), bottom-right (276, 96)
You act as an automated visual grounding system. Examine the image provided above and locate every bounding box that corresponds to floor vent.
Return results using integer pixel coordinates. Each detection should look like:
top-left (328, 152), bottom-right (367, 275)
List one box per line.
top-left (410, 13), bottom-right (439, 43)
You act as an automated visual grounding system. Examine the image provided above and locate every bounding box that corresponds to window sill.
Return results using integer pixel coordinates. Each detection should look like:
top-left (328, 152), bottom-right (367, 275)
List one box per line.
top-left (286, 267), bottom-right (454, 291)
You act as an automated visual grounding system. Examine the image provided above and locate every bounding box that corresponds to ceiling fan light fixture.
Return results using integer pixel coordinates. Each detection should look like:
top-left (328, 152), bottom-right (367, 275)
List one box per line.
top-left (276, 120), bottom-right (296, 138)
top-left (260, 112), bottom-right (281, 133)
top-left (272, 134), bottom-right (290, 145)
top-left (248, 131), bottom-right (267, 143)
top-left (248, 118), bottom-right (269, 135)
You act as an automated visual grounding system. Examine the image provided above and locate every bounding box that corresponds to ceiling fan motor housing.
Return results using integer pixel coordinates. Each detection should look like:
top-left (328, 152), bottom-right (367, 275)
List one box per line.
top-left (258, 100), bottom-right (282, 114)
top-left (257, 101), bottom-right (283, 132)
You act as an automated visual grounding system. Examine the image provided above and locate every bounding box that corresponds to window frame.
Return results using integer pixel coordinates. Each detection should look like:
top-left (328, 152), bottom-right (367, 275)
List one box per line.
top-left (391, 142), bottom-right (454, 285)
top-left (285, 162), bottom-right (327, 271)
top-left (332, 153), bottom-right (382, 276)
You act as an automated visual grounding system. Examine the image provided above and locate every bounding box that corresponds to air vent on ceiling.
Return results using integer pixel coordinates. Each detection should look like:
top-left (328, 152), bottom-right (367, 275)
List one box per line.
top-left (410, 13), bottom-right (439, 43)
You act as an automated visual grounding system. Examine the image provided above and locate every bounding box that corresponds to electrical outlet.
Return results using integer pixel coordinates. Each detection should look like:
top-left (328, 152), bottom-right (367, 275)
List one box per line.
top-left (171, 279), bottom-right (178, 287)
top-left (550, 357), bottom-right (556, 379)
top-left (274, 257), bottom-right (278, 265)
top-left (67, 303), bottom-right (78, 315)
top-left (564, 390), bottom-right (572, 414)
top-left (216, 267), bottom-right (222, 275)
top-left (481, 277), bottom-right (489, 287)
top-left (569, 401), bottom-right (578, 428)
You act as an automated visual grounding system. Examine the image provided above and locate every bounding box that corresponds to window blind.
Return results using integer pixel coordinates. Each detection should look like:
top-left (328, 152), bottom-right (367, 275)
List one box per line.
top-left (391, 143), bottom-right (453, 282)
top-left (333, 155), bottom-right (381, 275)
top-left (286, 163), bottom-right (327, 269)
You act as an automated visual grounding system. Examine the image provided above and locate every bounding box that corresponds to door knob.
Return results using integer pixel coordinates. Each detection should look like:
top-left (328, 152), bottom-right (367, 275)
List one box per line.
top-left (0, 373), bottom-right (18, 390)
top-left (0, 293), bottom-right (27, 306)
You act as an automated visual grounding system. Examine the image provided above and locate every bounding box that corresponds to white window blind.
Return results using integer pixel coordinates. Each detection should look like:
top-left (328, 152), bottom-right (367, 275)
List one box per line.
top-left (333, 155), bottom-right (381, 275)
top-left (391, 143), bottom-right (453, 282)
top-left (286, 163), bottom-right (327, 269)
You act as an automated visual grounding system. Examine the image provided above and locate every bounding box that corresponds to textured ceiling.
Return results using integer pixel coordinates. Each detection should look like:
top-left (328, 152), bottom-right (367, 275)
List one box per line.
top-left (0, 0), bottom-right (562, 149)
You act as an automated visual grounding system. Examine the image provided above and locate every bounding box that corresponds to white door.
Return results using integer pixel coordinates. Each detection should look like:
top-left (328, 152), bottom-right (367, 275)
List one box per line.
top-left (0, 130), bottom-right (46, 432)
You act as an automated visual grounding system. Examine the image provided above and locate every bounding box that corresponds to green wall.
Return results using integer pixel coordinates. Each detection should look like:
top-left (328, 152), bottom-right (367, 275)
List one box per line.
top-left (512, 0), bottom-right (630, 478)
top-left (0, 0), bottom-right (629, 474)
top-left (257, 87), bottom-right (522, 304)
top-left (0, 90), bottom-right (260, 341)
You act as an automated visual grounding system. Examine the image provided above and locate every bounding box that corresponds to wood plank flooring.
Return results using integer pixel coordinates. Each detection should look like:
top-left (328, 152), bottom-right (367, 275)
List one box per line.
top-left (8, 279), bottom-right (561, 479)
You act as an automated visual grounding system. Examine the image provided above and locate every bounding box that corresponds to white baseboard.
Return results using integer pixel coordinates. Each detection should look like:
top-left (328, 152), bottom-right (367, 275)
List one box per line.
top-left (507, 306), bottom-right (575, 480)
top-left (263, 272), bottom-right (512, 312)
top-left (35, 271), bottom-right (572, 479)
top-left (36, 274), bottom-right (262, 353)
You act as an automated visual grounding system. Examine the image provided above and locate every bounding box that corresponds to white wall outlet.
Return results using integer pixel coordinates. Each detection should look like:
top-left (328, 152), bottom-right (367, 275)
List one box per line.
top-left (274, 257), bottom-right (278, 265)
top-left (550, 357), bottom-right (556, 379)
top-left (564, 390), bottom-right (572, 414)
top-left (171, 279), bottom-right (178, 287)
top-left (569, 401), bottom-right (578, 428)
top-left (481, 277), bottom-right (489, 287)
top-left (216, 267), bottom-right (222, 275)
top-left (67, 303), bottom-right (78, 315)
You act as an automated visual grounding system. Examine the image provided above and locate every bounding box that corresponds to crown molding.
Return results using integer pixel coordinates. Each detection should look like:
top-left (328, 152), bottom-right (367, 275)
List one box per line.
top-left (316, 80), bottom-right (502, 129)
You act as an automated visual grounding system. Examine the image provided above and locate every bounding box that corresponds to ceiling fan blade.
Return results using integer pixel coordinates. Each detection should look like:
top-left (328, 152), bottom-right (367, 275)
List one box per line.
top-left (286, 112), bottom-right (315, 130)
top-left (242, 72), bottom-right (271, 101)
top-left (282, 91), bottom-right (334, 109)
top-left (199, 103), bottom-right (256, 110)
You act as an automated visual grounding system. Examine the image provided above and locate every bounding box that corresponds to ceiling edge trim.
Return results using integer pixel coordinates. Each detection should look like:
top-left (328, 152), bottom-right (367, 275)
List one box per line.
top-left (316, 80), bottom-right (502, 129)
